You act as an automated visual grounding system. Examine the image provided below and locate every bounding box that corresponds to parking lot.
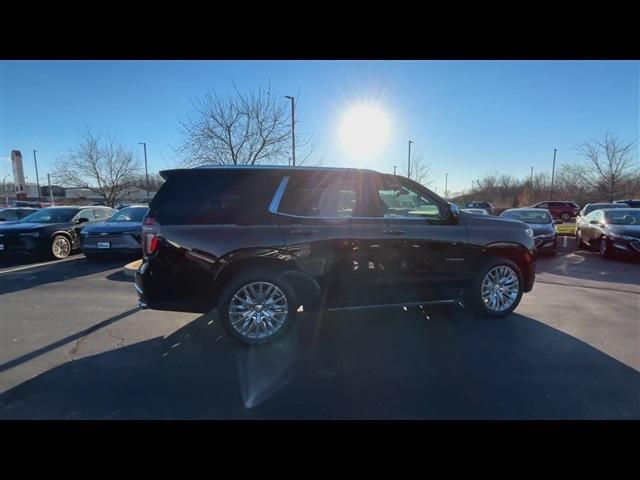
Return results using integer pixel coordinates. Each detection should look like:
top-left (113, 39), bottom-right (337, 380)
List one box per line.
top-left (0, 237), bottom-right (638, 419)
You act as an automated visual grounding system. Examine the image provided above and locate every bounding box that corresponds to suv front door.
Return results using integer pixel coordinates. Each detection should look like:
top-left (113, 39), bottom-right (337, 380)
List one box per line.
top-left (368, 176), bottom-right (471, 304)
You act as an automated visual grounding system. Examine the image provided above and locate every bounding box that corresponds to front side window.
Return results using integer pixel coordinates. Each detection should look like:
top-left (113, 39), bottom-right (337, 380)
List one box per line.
top-left (0, 209), bottom-right (18, 221)
top-left (278, 173), bottom-right (361, 218)
top-left (375, 181), bottom-right (441, 219)
top-left (76, 209), bottom-right (96, 221)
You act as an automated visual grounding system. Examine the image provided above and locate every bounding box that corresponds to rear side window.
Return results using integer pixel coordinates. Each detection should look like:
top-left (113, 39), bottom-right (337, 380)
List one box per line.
top-left (151, 170), bottom-right (281, 225)
top-left (278, 172), bottom-right (363, 218)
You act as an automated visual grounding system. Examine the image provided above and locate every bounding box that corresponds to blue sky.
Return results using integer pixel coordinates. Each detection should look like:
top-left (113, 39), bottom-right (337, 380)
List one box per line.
top-left (1, 60), bottom-right (638, 195)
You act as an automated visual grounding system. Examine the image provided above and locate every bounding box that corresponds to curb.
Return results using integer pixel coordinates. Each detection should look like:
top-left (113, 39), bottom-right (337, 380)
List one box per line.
top-left (124, 259), bottom-right (142, 278)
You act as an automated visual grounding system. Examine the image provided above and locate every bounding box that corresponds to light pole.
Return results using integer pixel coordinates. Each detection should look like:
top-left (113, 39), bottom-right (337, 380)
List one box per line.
top-left (33, 150), bottom-right (41, 203)
top-left (393, 166), bottom-right (397, 175)
top-left (139, 142), bottom-right (150, 201)
top-left (48, 173), bottom-right (54, 206)
top-left (444, 173), bottom-right (448, 200)
top-left (407, 140), bottom-right (413, 179)
top-left (2, 174), bottom-right (10, 205)
top-left (284, 96), bottom-right (296, 166)
top-left (550, 148), bottom-right (557, 201)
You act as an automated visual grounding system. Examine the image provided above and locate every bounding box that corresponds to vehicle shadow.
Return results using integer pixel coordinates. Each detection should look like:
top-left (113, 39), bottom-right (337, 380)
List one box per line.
top-left (1, 305), bottom-right (638, 419)
top-left (536, 236), bottom-right (640, 287)
top-left (0, 257), bottom-right (125, 295)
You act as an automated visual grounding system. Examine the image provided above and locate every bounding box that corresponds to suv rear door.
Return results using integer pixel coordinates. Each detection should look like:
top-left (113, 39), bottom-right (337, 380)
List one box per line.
top-left (275, 170), bottom-right (370, 308)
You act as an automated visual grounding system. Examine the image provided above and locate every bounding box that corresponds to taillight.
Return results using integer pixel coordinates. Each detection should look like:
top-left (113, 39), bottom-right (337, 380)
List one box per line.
top-left (142, 214), bottom-right (160, 256)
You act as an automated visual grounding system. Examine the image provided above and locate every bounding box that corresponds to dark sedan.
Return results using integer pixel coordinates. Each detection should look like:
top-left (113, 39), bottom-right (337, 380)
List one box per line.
top-left (576, 208), bottom-right (640, 258)
top-left (500, 208), bottom-right (559, 254)
top-left (0, 206), bottom-right (114, 259)
top-left (80, 205), bottom-right (148, 259)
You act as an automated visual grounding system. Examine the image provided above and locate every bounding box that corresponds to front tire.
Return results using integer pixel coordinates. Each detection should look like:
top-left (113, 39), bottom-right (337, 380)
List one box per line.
top-left (217, 269), bottom-right (298, 346)
top-left (466, 259), bottom-right (524, 318)
top-left (599, 237), bottom-right (614, 259)
top-left (51, 235), bottom-right (72, 259)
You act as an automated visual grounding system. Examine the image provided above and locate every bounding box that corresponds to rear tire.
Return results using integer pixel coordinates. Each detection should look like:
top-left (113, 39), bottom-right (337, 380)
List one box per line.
top-left (217, 269), bottom-right (298, 346)
top-left (465, 258), bottom-right (524, 318)
top-left (560, 212), bottom-right (571, 222)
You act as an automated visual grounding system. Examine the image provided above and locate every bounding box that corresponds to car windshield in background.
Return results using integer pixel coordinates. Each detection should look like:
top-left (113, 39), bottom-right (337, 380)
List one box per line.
top-left (109, 207), bottom-right (148, 222)
top-left (502, 210), bottom-right (551, 224)
top-left (19, 208), bottom-right (79, 224)
top-left (604, 210), bottom-right (640, 225)
top-left (584, 204), bottom-right (626, 215)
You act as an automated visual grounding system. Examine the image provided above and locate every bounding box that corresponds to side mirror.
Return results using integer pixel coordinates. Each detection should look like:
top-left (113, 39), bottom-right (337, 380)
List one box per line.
top-left (75, 217), bottom-right (90, 224)
top-left (447, 202), bottom-right (460, 222)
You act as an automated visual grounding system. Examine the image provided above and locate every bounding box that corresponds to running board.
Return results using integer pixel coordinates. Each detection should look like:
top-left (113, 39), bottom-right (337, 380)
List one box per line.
top-left (326, 299), bottom-right (462, 312)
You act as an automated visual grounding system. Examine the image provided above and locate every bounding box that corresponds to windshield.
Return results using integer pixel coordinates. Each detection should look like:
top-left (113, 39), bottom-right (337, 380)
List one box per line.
top-left (501, 210), bottom-right (551, 224)
top-left (108, 207), bottom-right (148, 222)
top-left (604, 210), bottom-right (640, 225)
top-left (584, 204), bottom-right (622, 215)
top-left (19, 208), bottom-right (79, 224)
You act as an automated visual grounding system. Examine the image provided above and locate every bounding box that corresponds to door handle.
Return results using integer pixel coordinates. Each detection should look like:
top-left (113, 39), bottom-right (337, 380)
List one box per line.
top-left (383, 229), bottom-right (406, 235)
top-left (290, 228), bottom-right (318, 235)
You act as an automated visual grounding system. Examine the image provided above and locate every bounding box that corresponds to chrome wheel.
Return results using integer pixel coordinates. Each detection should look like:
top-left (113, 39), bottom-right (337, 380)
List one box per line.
top-left (228, 281), bottom-right (289, 340)
top-left (52, 236), bottom-right (71, 259)
top-left (481, 265), bottom-right (520, 312)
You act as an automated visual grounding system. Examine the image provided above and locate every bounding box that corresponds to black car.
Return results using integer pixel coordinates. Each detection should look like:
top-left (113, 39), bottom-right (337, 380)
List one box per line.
top-left (80, 205), bottom-right (148, 259)
top-left (0, 207), bottom-right (39, 223)
top-left (576, 208), bottom-right (640, 258)
top-left (614, 199), bottom-right (640, 208)
top-left (135, 166), bottom-right (537, 345)
top-left (0, 206), bottom-right (115, 259)
top-left (576, 202), bottom-right (629, 225)
top-left (466, 201), bottom-right (494, 215)
top-left (500, 208), bottom-right (559, 254)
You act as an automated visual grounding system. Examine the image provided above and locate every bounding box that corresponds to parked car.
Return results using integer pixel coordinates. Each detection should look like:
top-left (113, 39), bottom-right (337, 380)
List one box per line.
top-left (531, 201), bottom-right (580, 221)
top-left (614, 199), bottom-right (640, 208)
top-left (0, 207), bottom-right (38, 223)
top-left (8, 200), bottom-right (44, 208)
top-left (80, 205), bottom-right (148, 259)
top-left (500, 208), bottom-right (559, 254)
top-left (0, 206), bottom-right (115, 259)
top-left (135, 166), bottom-right (537, 345)
top-left (461, 208), bottom-right (489, 215)
top-left (576, 202), bottom-right (629, 227)
top-left (466, 201), bottom-right (494, 215)
top-left (575, 208), bottom-right (640, 258)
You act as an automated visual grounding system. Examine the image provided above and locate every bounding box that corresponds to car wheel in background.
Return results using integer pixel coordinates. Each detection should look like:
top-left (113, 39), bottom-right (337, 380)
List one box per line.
top-left (465, 259), bottom-right (524, 318)
top-left (560, 212), bottom-right (571, 221)
top-left (217, 269), bottom-right (298, 346)
top-left (51, 235), bottom-right (72, 259)
top-left (599, 237), bottom-right (614, 259)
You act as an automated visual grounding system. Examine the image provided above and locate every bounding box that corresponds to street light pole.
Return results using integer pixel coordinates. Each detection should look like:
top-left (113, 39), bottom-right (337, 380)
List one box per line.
top-left (393, 166), bottom-right (397, 175)
top-left (285, 96), bottom-right (296, 166)
top-left (407, 140), bottom-right (413, 179)
top-left (2, 174), bottom-right (10, 205)
top-left (550, 148), bottom-right (557, 201)
top-left (47, 173), bottom-right (53, 206)
top-left (444, 172), bottom-right (448, 200)
top-left (33, 150), bottom-right (41, 203)
top-left (139, 142), bottom-right (150, 201)
top-left (530, 166), bottom-right (533, 186)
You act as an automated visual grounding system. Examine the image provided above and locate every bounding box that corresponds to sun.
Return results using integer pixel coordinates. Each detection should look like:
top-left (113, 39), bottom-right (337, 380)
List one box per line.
top-left (338, 104), bottom-right (391, 158)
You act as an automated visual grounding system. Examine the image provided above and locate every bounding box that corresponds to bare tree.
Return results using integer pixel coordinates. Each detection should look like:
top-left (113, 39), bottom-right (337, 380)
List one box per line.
top-left (569, 133), bottom-right (639, 201)
top-left (52, 129), bottom-right (140, 207)
top-left (408, 152), bottom-right (431, 186)
top-left (177, 83), bottom-right (318, 167)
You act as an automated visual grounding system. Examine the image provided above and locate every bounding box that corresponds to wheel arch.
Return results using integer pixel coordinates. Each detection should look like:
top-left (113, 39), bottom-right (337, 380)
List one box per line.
top-left (481, 241), bottom-right (535, 289)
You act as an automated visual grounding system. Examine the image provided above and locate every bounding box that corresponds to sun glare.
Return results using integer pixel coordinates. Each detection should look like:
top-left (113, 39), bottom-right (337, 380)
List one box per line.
top-left (338, 104), bottom-right (391, 158)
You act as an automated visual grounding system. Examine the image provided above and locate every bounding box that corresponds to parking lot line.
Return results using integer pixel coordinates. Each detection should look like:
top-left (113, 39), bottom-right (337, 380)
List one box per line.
top-left (0, 255), bottom-right (85, 275)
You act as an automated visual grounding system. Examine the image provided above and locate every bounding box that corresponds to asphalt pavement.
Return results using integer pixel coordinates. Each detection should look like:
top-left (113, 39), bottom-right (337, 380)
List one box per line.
top-left (0, 239), bottom-right (638, 419)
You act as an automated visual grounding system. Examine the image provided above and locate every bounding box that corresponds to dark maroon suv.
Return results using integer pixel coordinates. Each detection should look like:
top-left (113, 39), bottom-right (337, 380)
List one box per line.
top-left (531, 201), bottom-right (580, 221)
top-left (135, 166), bottom-right (537, 345)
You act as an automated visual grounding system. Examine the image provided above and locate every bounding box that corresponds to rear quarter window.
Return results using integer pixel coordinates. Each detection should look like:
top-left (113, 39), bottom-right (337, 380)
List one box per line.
top-left (151, 170), bottom-right (282, 225)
